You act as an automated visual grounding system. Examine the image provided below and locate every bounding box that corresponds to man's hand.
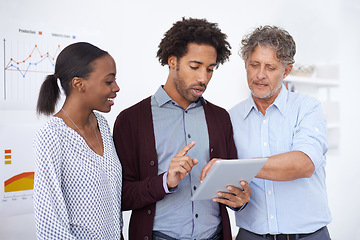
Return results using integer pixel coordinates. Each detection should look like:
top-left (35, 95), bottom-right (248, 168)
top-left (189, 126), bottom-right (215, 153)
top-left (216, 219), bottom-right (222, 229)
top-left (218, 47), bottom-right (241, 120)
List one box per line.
top-left (199, 158), bottom-right (220, 182)
top-left (200, 159), bottom-right (252, 208)
top-left (167, 141), bottom-right (198, 189)
top-left (213, 181), bottom-right (252, 208)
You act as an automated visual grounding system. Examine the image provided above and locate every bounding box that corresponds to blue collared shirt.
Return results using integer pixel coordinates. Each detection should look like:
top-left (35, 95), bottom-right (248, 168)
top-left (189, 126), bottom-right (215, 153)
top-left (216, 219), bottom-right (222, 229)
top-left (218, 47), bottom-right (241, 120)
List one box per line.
top-left (151, 86), bottom-right (221, 239)
top-left (229, 85), bottom-right (332, 234)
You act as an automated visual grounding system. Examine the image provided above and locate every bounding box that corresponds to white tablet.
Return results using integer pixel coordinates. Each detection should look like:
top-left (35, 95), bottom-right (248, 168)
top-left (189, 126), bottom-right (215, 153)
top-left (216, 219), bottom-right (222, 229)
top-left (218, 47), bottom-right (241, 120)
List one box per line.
top-left (191, 158), bottom-right (267, 201)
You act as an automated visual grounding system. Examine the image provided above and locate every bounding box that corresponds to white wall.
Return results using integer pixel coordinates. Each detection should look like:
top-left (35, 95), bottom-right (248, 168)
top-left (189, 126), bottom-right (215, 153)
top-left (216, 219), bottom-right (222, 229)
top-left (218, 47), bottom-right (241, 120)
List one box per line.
top-left (1, 0), bottom-right (359, 239)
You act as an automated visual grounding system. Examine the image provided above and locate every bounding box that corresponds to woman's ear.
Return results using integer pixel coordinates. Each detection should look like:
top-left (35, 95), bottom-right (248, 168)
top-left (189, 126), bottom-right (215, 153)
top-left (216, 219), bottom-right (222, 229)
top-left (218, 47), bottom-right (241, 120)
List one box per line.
top-left (72, 77), bottom-right (85, 93)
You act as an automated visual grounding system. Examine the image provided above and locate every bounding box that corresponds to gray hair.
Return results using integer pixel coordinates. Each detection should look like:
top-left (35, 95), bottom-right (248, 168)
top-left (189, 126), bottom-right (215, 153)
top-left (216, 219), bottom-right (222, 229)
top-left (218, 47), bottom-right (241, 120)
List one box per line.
top-left (240, 25), bottom-right (296, 65)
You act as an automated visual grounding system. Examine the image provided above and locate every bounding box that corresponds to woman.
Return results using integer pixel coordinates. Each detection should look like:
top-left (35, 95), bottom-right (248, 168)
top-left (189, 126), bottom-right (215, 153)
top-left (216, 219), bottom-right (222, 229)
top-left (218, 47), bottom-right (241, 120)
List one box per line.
top-left (34, 42), bottom-right (123, 239)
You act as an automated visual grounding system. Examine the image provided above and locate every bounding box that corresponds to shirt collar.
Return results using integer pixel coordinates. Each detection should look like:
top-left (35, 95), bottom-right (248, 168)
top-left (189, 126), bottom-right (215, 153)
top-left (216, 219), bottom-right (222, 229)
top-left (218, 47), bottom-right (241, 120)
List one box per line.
top-left (153, 86), bottom-right (172, 107)
top-left (272, 84), bottom-right (288, 117)
top-left (153, 85), bottom-right (204, 108)
top-left (243, 84), bottom-right (288, 119)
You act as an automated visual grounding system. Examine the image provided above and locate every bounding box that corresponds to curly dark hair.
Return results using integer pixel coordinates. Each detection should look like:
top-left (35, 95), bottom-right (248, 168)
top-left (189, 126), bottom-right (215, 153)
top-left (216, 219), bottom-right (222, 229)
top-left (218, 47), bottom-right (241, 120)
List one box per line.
top-left (240, 25), bottom-right (296, 65)
top-left (157, 17), bottom-right (231, 68)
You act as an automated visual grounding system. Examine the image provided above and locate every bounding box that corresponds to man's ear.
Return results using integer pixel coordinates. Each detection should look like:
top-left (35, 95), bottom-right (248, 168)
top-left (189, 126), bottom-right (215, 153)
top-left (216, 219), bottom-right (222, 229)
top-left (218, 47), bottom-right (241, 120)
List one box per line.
top-left (168, 55), bottom-right (177, 69)
top-left (72, 77), bottom-right (85, 93)
top-left (283, 64), bottom-right (293, 79)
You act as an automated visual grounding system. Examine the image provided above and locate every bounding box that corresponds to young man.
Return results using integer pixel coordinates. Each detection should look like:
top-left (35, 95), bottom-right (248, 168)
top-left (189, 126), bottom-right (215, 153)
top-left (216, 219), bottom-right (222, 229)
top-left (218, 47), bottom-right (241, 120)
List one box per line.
top-left (230, 26), bottom-right (332, 240)
top-left (113, 18), bottom-right (252, 240)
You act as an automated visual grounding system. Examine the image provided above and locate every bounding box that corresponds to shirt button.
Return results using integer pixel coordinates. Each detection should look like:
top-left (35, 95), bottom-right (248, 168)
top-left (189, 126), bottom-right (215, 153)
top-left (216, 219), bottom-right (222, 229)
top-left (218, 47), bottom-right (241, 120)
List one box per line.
top-left (270, 215), bottom-right (274, 219)
top-left (268, 191), bottom-right (271, 195)
top-left (185, 110), bottom-right (188, 113)
top-left (193, 186), bottom-right (197, 190)
top-left (149, 160), bottom-right (155, 166)
top-left (195, 214), bottom-right (198, 218)
top-left (263, 119), bottom-right (267, 123)
top-left (147, 209), bottom-right (151, 215)
top-left (264, 142), bottom-right (268, 146)
top-left (188, 134), bottom-right (191, 138)
top-left (144, 236), bottom-right (149, 240)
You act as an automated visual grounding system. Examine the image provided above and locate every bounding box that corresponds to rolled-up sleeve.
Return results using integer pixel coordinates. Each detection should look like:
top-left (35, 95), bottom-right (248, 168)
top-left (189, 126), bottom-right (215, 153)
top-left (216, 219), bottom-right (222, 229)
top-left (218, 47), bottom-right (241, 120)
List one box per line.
top-left (291, 98), bottom-right (328, 170)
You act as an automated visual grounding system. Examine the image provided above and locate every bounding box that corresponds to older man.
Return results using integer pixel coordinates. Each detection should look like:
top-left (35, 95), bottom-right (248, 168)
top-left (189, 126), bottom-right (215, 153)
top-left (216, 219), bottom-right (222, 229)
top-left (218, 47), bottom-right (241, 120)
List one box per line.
top-left (230, 25), bottom-right (332, 240)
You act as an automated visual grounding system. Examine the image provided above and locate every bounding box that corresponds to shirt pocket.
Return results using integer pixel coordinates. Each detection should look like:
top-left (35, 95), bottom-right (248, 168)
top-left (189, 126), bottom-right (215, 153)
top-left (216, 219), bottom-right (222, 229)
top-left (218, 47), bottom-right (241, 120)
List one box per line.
top-left (273, 125), bottom-right (293, 154)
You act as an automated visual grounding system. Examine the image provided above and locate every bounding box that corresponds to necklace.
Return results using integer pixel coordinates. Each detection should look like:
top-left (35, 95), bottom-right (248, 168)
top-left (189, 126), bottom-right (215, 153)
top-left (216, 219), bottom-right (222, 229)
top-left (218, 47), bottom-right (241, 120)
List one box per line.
top-left (61, 108), bottom-right (102, 155)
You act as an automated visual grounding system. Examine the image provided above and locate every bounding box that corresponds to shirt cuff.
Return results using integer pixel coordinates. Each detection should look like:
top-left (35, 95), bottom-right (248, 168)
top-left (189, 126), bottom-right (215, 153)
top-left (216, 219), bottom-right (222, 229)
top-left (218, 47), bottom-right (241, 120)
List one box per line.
top-left (229, 202), bottom-right (248, 212)
top-left (163, 172), bottom-right (178, 193)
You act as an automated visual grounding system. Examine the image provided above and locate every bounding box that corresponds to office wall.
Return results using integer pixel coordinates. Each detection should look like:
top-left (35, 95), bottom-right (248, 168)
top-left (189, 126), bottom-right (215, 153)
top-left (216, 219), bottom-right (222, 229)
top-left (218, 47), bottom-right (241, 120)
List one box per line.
top-left (1, 0), bottom-right (359, 239)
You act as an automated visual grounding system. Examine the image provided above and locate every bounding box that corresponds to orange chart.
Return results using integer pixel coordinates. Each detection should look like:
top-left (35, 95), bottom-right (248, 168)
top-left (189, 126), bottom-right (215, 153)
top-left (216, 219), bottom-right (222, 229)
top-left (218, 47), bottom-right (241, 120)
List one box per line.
top-left (4, 172), bottom-right (34, 193)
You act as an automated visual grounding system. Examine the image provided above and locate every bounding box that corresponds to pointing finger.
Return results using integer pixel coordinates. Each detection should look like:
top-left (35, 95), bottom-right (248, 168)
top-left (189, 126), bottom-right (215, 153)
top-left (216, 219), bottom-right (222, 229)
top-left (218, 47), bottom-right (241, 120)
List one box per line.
top-left (175, 141), bottom-right (196, 157)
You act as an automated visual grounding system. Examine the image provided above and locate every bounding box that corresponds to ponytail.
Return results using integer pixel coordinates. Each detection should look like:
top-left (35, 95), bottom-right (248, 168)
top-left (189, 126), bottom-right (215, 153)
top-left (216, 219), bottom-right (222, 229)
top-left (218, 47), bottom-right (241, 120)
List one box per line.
top-left (36, 42), bottom-right (109, 116)
top-left (36, 74), bottom-right (60, 116)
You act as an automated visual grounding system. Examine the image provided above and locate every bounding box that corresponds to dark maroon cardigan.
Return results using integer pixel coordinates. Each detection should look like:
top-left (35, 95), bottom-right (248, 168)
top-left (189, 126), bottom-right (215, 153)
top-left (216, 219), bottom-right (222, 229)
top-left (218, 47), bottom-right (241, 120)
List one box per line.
top-left (113, 96), bottom-right (238, 240)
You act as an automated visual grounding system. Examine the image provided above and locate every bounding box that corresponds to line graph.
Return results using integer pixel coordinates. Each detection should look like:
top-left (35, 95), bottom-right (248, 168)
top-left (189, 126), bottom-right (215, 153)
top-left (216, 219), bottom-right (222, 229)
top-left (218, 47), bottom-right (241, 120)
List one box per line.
top-left (0, 27), bottom-right (82, 109)
top-left (4, 42), bottom-right (60, 78)
top-left (5, 45), bottom-right (60, 78)
top-left (2, 39), bottom-right (62, 102)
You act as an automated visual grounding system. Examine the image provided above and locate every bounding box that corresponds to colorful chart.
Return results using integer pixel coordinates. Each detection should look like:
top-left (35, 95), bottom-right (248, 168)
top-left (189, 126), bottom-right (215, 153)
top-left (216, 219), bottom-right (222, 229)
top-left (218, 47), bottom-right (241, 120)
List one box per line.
top-left (2, 40), bottom-right (62, 106)
top-left (4, 172), bottom-right (34, 193)
top-left (0, 26), bottom-right (76, 110)
top-left (4, 43), bottom-right (60, 79)
top-left (0, 124), bottom-right (40, 218)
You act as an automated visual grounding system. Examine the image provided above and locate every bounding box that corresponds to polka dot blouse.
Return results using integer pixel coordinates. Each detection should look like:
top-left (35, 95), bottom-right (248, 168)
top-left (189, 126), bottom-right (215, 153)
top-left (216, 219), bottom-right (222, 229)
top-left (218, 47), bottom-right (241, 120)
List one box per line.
top-left (33, 112), bottom-right (122, 239)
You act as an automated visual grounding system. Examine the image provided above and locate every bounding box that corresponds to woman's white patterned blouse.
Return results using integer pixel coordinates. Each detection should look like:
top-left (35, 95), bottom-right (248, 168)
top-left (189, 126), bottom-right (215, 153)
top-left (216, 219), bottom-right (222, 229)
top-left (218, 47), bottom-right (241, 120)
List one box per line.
top-left (33, 112), bottom-right (122, 239)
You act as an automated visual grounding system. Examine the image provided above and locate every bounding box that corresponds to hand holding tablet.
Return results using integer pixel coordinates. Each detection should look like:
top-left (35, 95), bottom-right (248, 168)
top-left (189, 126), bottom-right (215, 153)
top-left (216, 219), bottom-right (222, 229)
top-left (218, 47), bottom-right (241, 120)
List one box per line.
top-left (191, 158), bottom-right (268, 201)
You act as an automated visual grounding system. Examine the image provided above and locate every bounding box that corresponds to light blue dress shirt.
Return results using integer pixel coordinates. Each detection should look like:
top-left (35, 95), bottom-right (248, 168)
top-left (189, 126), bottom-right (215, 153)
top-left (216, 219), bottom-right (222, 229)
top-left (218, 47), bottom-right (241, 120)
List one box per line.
top-left (151, 86), bottom-right (221, 239)
top-left (229, 85), bottom-right (332, 234)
